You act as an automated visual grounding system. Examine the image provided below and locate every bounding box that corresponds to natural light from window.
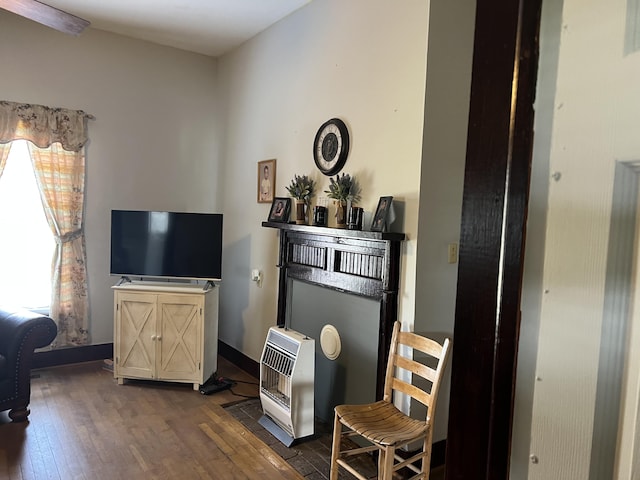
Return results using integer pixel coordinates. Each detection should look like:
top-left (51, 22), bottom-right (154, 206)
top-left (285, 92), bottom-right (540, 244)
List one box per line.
top-left (0, 140), bottom-right (55, 310)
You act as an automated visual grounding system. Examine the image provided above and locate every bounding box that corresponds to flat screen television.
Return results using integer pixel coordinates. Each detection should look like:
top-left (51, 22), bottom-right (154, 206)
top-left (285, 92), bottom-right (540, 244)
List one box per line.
top-left (110, 210), bottom-right (223, 282)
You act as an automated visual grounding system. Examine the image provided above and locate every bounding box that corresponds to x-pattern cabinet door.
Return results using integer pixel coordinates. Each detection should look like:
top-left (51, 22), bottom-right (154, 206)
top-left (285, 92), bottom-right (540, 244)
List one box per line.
top-left (156, 294), bottom-right (203, 382)
top-left (115, 292), bottom-right (157, 381)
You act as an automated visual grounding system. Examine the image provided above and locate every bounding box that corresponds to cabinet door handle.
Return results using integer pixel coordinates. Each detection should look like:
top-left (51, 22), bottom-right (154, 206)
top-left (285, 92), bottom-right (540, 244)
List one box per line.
top-left (157, 336), bottom-right (162, 341)
top-left (151, 335), bottom-right (157, 341)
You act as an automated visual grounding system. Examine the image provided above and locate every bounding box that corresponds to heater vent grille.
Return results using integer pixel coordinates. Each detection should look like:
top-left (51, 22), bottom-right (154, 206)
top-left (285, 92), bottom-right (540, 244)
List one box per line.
top-left (262, 344), bottom-right (295, 377)
top-left (261, 344), bottom-right (294, 410)
top-left (266, 329), bottom-right (300, 356)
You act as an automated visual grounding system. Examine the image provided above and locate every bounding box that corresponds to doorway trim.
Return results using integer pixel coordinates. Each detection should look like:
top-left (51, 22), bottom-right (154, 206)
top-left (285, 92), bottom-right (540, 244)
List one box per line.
top-left (444, 0), bottom-right (543, 478)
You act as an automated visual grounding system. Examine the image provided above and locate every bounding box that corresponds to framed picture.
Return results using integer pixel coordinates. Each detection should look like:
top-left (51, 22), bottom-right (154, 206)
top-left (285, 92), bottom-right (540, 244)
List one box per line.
top-left (370, 196), bottom-right (393, 232)
top-left (268, 197), bottom-right (291, 223)
top-left (258, 159), bottom-right (276, 203)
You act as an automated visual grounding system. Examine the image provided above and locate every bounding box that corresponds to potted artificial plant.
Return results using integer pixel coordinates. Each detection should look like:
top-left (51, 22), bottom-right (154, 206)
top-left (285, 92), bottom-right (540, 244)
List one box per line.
top-left (286, 174), bottom-right (316, 224)
top-left (325, 173), bottom-right (360, 228)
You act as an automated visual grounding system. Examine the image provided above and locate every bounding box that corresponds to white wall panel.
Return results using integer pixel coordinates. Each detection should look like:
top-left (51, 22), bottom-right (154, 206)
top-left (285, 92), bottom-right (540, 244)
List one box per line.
top-left (524, 0), bottom-right (640, 477)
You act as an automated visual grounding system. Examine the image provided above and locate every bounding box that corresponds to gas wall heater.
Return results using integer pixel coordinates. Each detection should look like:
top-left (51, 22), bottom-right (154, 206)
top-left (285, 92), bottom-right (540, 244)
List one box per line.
top-left (259, 326), bottom-right (315, 446)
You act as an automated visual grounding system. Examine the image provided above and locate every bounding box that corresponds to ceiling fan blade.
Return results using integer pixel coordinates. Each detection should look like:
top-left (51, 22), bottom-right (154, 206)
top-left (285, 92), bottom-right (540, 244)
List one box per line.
top-left (0, 0), bottom-right (90, 35)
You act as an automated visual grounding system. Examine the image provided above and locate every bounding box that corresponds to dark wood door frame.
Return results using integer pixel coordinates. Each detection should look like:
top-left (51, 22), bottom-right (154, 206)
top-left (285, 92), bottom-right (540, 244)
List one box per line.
top-left (445, 1), bottom-right (542, 479)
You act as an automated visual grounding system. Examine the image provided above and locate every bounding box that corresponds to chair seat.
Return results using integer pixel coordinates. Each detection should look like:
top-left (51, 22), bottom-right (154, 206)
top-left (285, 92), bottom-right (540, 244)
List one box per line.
top-left (336, 400), bottom-right (429, 446)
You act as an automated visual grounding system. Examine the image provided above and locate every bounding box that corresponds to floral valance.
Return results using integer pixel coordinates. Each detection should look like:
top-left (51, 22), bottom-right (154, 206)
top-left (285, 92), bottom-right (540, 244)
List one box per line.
top-left (0, 100), bottom-right (92, 152)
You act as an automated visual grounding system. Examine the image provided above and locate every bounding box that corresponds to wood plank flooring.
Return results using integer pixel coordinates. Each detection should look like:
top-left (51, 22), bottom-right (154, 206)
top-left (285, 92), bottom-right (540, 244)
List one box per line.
top-left (0, 358), bottom-right (302, 480)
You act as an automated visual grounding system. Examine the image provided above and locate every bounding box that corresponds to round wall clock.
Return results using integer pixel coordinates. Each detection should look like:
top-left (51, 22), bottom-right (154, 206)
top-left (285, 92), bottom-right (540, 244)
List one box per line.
top-left (313, 118), bottom-right (350, 176)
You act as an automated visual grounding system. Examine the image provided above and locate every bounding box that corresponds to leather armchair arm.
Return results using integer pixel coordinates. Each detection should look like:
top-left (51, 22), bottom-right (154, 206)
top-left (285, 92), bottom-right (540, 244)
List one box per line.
top-left (0, 307), bottom-right (57, 421)
top-left (0, 308), bottom-right (57, 367)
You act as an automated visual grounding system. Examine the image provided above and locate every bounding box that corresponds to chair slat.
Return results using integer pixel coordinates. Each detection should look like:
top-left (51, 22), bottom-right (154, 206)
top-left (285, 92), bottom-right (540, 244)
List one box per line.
top-left (391, 378), bottom-right (430, 407)
top-left (398, 331), bottom-right (443, 358)
top-left (394, 354), bottom-right (437, 383)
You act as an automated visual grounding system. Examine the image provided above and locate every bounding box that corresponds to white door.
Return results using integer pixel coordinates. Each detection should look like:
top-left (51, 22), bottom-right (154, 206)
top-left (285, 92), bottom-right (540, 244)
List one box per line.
top-left (513, 0), bottom-right (640, 478)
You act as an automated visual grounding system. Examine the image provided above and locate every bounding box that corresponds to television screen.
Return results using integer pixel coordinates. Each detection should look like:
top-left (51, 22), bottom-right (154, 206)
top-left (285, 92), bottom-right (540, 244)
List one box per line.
top-left (110, 210), bottom-right (223, 281)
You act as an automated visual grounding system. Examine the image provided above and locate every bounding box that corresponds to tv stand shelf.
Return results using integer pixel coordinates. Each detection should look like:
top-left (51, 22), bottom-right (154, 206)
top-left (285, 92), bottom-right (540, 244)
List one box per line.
top-left (262, 221), bottom-right (405, 398)
top-left (112, 282), bottom-right (218, 390)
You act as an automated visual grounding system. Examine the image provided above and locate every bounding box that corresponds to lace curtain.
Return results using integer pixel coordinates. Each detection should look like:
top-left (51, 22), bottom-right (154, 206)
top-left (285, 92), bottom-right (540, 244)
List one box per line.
top-left (0, 100), bottom-right (91, 347)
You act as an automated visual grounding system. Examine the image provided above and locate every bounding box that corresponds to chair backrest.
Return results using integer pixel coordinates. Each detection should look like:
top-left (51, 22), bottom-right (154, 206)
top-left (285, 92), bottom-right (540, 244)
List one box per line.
top-left (382, 321), bottom-right (451, 424)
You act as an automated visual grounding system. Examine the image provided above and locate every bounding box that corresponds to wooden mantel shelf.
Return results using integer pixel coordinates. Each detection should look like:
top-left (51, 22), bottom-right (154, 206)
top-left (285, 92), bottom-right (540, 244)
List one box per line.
top-left (262, 221), bottom-right (405, 242)
top-left (262, 221), bottom-right (405, 399)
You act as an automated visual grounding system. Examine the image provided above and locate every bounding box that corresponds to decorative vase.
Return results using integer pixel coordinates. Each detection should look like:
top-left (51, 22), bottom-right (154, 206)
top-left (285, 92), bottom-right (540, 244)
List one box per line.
top-left (335, 201), bottom-right (347, 228)
top-left (294, 199), bottom-right (306, 225)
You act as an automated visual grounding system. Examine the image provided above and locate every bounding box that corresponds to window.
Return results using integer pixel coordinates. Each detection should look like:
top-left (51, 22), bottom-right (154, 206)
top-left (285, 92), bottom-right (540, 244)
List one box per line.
top-left (0, 140), bottom-right (55, 310)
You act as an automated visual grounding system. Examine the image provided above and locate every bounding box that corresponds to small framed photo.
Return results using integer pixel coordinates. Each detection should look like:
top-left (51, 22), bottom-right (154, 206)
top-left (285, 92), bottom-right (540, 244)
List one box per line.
top-left (268, 197), bottom-right (291, 223)
top-left (371, 196), bottom-right (393, 232)
top-left (258, 159), bottom-right (276, 203)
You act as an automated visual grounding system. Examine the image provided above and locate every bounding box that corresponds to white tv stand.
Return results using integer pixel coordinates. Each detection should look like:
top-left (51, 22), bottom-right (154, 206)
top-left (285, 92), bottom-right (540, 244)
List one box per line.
top-left (112, 281), bottom-right (218, 390)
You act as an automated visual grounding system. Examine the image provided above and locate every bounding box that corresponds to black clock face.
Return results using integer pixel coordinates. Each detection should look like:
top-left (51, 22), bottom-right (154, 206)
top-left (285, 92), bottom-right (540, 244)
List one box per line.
top-left (313, 118), bottom-right (349, 176)
top-left (322, 133), bottom-right (339, 161)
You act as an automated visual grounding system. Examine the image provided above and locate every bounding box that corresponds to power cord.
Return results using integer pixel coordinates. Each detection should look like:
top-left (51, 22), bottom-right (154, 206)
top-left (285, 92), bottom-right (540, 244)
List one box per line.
top-left (200, 374), bottom-right (260, 398)
top-left (226, 378), bottom-right (259, 386)
top-left (228, 389), bottom-right (259, 399)
top-left (223, 377), bottom-right (260, 399)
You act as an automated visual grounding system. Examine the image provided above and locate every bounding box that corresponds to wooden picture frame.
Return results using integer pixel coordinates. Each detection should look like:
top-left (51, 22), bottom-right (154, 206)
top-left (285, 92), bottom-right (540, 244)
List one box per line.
top-left (268, 197), bottom-right (291, 223)
top-left (258, 159), bottom-right (276, 203)
top-left (370, 196), bottom-right (393, 232)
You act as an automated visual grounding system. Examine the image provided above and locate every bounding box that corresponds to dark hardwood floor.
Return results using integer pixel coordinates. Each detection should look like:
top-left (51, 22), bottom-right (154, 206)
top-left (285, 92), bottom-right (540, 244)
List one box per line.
top-left (0, 358), bottom-right (445, 480)
top-left (0, 358), bottom-right (300, 480)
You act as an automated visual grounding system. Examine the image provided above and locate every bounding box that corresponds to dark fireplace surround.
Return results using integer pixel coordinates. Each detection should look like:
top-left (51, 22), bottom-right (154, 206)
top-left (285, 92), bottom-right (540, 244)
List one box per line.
top-left (262, 221), bottom-right (405, 399)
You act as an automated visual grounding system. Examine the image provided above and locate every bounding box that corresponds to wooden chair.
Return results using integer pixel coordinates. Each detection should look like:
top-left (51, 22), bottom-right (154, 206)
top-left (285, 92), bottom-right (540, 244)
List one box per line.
top-left (330, 321), bottom-right (451, 480)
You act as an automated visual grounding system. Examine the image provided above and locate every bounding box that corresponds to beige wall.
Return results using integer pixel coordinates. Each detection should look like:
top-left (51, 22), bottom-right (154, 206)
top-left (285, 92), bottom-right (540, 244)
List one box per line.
top-left (417, 0), bottom-right (475, 442)
top-left (0, 10), bottom-right (220, 345)
top-left (216, 0), bottom-right (430, 362)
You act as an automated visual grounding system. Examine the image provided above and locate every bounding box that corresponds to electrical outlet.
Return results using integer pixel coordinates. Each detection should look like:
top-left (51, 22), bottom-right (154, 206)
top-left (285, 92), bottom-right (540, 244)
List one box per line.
top-left (251, 269), bottom-right (263, 287)
top-left (448, 243), bottom-right (458, 264)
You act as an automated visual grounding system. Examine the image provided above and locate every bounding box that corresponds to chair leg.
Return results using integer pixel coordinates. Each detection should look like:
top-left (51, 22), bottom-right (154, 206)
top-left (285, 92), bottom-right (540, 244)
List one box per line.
top-left (330, 412), bottom-right (342, 480)
top-left (9, 406), bottom-right (30, 422)
top-left (423, 437), bottom-right (432, 480)
top-left (381, 446), bottom-right (395, 480)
